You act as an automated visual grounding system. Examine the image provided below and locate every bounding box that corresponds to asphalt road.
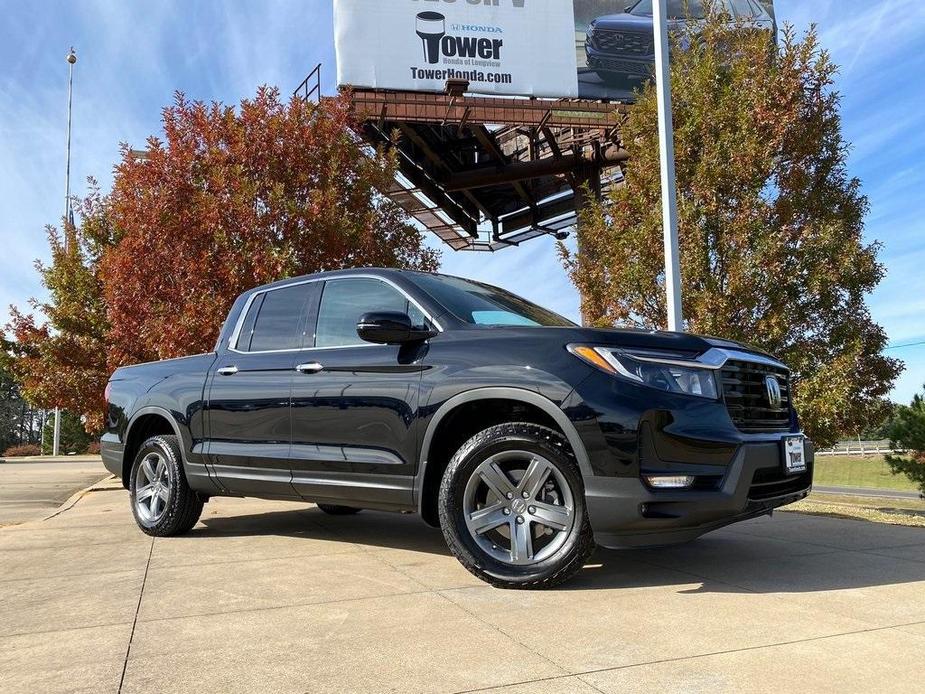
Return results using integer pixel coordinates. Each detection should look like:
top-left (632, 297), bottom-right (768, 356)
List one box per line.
top-left (2, 477), bottom-right (925, 692)
top-left (0, 456), bottom-right (109, 526)
top-left (815, 485), bottom-right (923, 501)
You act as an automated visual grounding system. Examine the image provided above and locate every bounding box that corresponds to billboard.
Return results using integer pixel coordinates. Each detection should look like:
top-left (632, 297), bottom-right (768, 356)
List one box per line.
top-left (335, 0), bottom-right (776, 102)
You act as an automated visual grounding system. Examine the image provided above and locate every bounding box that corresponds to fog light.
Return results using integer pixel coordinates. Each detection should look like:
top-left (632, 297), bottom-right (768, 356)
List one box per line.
top-left (644, 475), bottom-right (696, 489)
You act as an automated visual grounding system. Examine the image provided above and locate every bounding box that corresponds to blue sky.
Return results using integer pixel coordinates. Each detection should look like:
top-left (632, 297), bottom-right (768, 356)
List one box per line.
top-left (0, 0), bottom-right (922, 403)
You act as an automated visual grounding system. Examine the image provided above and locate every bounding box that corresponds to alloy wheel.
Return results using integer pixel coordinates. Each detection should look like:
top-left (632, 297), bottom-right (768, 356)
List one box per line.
top-left (134, 451), bottom-right (171, 526)
top-left (462, 450), bottom-right (576, 566)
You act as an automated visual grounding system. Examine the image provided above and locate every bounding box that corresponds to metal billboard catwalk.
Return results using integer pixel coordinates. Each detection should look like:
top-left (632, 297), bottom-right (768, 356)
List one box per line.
top-left (330, 87), bottom-right (630, 251)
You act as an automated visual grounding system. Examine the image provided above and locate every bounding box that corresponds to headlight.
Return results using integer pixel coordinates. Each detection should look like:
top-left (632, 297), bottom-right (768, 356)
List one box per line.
top-left (568, 345), bottom-right (719, 399)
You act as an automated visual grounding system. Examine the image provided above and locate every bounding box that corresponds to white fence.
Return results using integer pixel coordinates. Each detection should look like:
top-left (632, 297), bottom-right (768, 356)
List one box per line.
top-left (815, 440), bottom-right (904, 457)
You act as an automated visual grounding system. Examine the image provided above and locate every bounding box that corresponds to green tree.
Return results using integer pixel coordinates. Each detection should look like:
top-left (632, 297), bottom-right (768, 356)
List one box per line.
top-left (858, 401), bottom-right (899, 440)
top-left (0, 336), bottom-right (42, 451)
top-left (885, 387), bottom-right (925, 496)
top-left (40, 410), bottom-right (92, 455)
top-left (562, 18), bottom-right (902, 448)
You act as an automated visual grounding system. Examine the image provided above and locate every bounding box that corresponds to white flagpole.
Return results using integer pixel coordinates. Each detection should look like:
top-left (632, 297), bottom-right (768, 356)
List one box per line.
top-left (652, 0), bottom-right (683, 332)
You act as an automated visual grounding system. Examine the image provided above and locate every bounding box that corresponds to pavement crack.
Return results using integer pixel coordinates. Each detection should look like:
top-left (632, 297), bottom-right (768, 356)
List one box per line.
top-left (438, 589), bottom-right (571, 682)
top-left (576, 674), bottom-right (608, 693)
top-left (117, 535), bottom-right (155, 693)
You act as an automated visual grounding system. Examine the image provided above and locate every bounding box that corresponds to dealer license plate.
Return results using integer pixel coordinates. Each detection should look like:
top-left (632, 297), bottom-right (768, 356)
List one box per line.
top-left (783, 436), bottom-right (807, 474)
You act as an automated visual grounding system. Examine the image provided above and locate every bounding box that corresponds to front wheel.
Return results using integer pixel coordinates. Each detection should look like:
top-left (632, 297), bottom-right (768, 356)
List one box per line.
top-left (438, 423), bottom-right (594, 589)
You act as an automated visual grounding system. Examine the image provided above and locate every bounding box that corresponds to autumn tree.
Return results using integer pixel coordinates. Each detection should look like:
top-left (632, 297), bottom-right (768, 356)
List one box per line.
top-left (5, 187), bottom-right (112, 432)
top-left (562, 19), bottom-right (902, 447)
top-left (6, 87), bottom-right (439, 429)
top-left (104, 88), bottom-right (438, 365)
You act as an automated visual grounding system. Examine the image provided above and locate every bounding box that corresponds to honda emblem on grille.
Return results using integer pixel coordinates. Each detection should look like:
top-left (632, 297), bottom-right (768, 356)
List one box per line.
top-left (764, 375), bottom-right (783, 409)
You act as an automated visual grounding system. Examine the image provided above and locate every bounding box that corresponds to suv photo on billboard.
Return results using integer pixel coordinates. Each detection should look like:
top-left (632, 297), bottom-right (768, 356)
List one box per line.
top-left (582, 0), bottom-right (776, 89)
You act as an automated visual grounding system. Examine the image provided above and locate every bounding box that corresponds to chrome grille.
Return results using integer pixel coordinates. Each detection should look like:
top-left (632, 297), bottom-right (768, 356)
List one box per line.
top-left (720, 360), bottom-right (791, 433)
top-left (592, 29), bottom-right (654, 56)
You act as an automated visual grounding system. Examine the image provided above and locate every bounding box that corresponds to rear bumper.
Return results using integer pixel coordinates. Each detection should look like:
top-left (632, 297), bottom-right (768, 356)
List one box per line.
top-left (100, 436), bottom-right (124, 481)
top-left (586, 439), bottom-right (813, 549)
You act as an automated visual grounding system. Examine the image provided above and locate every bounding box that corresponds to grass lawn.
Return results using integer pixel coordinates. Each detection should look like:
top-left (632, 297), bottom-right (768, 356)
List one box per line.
top-left (812, 455), bottom-right (920, 492)
top-left (782, 491), bottom-right (925, 527)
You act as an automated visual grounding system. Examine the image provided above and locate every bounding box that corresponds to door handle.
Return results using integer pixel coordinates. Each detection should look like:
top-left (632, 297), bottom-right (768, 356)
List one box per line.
top-left (216, 366), bottom-right (239, 376)
top-left (295, 362), bottom-right (324, 374)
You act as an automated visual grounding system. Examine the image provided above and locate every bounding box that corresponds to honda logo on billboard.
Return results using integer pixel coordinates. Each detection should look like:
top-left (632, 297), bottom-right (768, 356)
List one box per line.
top-left (416, 11), bottom-right (504, 65)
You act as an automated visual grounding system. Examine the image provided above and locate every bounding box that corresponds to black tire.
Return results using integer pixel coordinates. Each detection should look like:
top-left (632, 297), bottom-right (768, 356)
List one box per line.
top-left (129, 435), bottom-right (203, 537)
top-left (438, 423), bottom-right (594, 589)
top-left (316, 504), bottom-right (362, 515)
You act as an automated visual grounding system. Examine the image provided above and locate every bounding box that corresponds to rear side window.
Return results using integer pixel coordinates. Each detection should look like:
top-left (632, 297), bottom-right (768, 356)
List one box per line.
top-left (315, 278), bottom-right (427, 348)
top-left (237, 284), bottom-right (310, 352)
top-left (731, 0), bottom-right (756, 16)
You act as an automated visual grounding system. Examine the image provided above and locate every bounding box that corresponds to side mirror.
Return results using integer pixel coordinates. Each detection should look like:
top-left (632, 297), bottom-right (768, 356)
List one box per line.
top-left (356, 311), bottom-right (437, 345)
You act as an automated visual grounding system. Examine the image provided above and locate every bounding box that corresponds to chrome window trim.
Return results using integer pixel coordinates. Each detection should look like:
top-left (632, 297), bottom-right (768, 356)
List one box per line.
top-left (227, 274), bottom-right (443, 355)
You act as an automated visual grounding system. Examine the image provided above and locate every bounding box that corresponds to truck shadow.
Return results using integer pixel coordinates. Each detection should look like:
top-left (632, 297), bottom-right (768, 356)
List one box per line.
top-left (195, 507), bottom-right (925, 594)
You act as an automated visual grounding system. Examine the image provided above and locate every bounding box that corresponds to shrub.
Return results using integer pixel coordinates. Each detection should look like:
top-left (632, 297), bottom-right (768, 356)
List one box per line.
top-left (85, 441), bottom-right (101, 455)
top-left (3, 444), bottom-right (42, 458)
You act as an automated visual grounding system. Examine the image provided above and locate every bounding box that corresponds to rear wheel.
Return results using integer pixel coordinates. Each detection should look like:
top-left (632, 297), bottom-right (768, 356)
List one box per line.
top-left (129, 435), bottom-right (203, 536)
top-left (316, 504), bottom-right (362, 515)
top-left (438, 423), bottom-right (594, 589)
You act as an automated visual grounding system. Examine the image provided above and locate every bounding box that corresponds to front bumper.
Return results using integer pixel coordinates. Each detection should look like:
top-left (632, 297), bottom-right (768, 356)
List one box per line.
top-left (585, 43), bottom-right (653, 77)
top-left (586, 439), bottom-right (813, 549)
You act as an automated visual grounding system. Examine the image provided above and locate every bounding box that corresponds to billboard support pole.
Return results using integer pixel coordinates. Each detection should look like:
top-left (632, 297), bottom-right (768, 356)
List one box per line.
top-left (652, 0), bottom-right (684, 332)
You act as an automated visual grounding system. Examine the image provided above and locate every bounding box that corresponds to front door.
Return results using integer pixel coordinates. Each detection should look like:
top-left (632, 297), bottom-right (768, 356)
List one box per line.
top-left (205, 281), bottom-right (318, 498)
top-left (289, 277), bottom-right (432, 510)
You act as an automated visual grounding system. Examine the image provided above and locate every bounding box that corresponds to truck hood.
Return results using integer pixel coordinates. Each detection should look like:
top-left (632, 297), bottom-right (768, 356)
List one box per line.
top-left (590, 13), bottom-right (690, 32)
top-left (466, 325), bottom-right (777, 363)
top-left (562, 326), bottom-right (756, 356)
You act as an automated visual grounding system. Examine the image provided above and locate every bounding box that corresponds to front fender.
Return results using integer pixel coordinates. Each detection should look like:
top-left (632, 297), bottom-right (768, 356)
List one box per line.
top-left (413, 385), bottom-right (594, 515)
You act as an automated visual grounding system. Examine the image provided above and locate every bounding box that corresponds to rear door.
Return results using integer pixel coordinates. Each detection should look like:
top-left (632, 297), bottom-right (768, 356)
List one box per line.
top-left (205, 282), bottom-right (320, 497)
top-left (288, 277), bottom-right (434, 510)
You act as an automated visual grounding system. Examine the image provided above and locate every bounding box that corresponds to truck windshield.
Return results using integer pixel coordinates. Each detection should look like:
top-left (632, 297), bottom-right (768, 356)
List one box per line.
top-left (630, 0), bottom-right (707, 19)
top-left (410, 274), bottom-right (576, 328)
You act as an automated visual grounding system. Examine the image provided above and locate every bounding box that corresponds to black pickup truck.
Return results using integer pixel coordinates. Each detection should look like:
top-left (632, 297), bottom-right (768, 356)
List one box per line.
top-left (102, 268), bottom-right (812, 588)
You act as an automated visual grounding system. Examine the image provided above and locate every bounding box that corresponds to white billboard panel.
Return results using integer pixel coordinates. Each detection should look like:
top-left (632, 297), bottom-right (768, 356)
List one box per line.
top-left (335, 0), bottom-right (579, 98)
top-left (335, 1), bottom-right (778, 102)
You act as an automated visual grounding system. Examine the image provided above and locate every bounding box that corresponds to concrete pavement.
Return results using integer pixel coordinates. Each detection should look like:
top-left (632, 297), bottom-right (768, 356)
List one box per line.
top-left (2, 484), bottom-right (925, 693)
top-left (0, 456), bottom-right (109, 526)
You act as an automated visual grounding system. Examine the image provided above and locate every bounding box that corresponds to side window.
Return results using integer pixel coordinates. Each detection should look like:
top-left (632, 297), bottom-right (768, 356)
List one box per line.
top-left (242, 284), bottom-right (310, 352)
top-left (234, 294), bottom-right (265, 352)
top-left (731, 0), bottom-right (756, 17)
top-left (749, 0), bottom-right (768, 17)
top-left (315, 278), bottom-right (428, 348)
